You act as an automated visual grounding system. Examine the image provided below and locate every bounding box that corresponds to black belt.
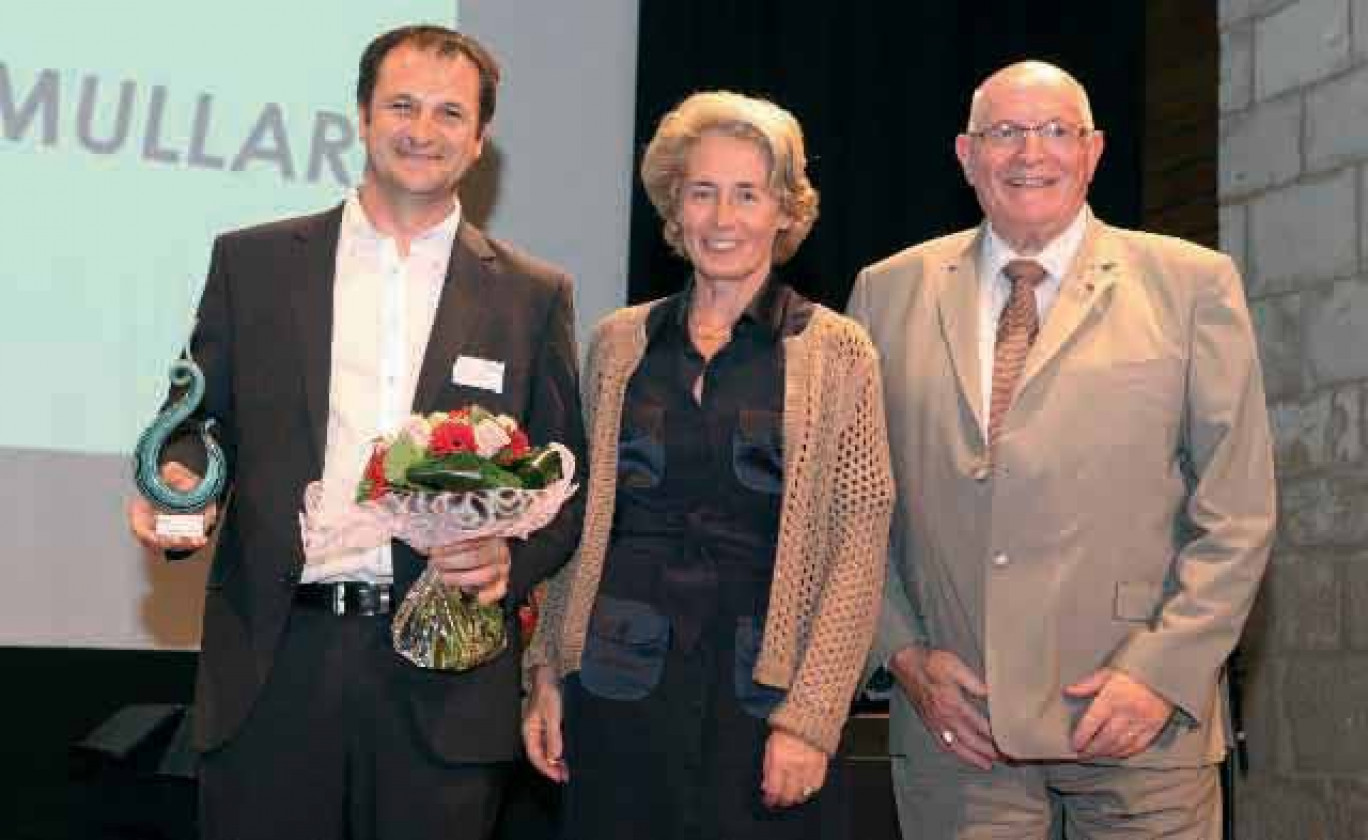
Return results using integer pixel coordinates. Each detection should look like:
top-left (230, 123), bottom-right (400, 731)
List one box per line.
top-left (293, 582), bottom-right (393, 617)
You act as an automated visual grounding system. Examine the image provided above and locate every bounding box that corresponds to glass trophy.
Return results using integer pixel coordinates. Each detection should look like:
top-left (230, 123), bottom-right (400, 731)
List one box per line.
top-left (132, 344), bottom-right (227, 540)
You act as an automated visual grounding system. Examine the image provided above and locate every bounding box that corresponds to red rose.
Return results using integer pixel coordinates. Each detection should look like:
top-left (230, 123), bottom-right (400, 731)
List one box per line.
top-left (430, 419), bottom-right (476, 455)
top-left (517, 601), bottom-right (538, 643)
top-left (364, 445), bottom-right (388, 499)
top-left (499, 428), bottom-right (530, 463)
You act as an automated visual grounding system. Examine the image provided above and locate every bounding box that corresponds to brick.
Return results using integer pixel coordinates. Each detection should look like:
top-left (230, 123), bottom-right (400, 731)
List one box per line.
top-left (1235, 777), bottom-right (1334, 840)
top-left (1334, 385), bottom-right (1366, 464)
top-left (1231, 638), bottom-right (1285, 771)
top-left (1356, 0), bottom-right (1368, 60)
top-left (1282, 468), bottom-right (1368, 545)
top-left (1306, 63), bottom-right (1368, 172)
top-left (1221, 23), bottom-right (1255, 113)
top-left (1348, 550), bottom-right (1368, 649)
top-left (1331, 778), bottom-right (1368, 838)
top-left (1362, 164), bottom-right (1368, 268)
top-left (1266, 552), bottom-right (1342, 650)
top-left (1255, 0), bottom-right (1352, 100)
top-left (1283, 656), bottom-right (1368, 771)
top-left (1251, 0), bottom-right (1305, 15)
top-left (1251, 294), bottom-right (1304, 400)
top-left (1248, 170), bottom-right (1357, 294)
top-left (1220, 94), bottom-right (1301, 198)
top-left (1220, 202), bottom-right (1249, 276)
top-left (1305, 279), bottom-right (1368, 387)
top-left (1220, 0), bottom-right (1255, 25)
top-left (1269, 385), bottom-right (1363, 474)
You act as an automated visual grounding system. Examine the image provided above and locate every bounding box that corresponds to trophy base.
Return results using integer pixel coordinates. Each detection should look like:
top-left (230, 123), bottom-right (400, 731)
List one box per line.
top-left (155, 513), bottom-right (206, 540)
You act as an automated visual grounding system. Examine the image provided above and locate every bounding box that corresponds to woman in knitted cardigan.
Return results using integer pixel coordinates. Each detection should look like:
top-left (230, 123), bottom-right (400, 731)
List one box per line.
top-left (522, 90), bottom-right (894, 839)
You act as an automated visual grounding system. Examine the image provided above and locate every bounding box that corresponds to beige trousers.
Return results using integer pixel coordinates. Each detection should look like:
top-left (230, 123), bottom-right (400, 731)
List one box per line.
top-left (892, 754), bottom-right (1221, 839)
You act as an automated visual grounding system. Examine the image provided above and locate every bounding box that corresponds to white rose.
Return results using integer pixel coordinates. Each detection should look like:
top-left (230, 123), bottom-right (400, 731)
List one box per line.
top-left (473, 418), bottom-right (512, 459)
top-left (401, 415), bottom-right (432, 449)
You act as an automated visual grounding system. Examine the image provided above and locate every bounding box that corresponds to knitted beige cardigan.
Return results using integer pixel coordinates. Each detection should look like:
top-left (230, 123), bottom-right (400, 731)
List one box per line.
top-left (529, 299), bottom-right (894, 755)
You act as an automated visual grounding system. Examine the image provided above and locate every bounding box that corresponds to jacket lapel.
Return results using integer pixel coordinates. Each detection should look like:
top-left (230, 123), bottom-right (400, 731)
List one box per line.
top-left (287, 205), bottom-right (344, 474)
top-left (1016, 219), bottom-right (1121, 392)
top-left (411, 221), bottom-right (495, 413)
top-left (935, 228), bottom-right (987, 441)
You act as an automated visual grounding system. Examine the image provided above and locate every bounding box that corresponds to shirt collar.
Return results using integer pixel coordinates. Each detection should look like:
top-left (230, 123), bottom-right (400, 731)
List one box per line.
top-left (341, 190), bottom-right (463, 253)
top-left (982, 204), bottom-right (1090, 284)
top-left (647, 275), bottom-right (805, 346)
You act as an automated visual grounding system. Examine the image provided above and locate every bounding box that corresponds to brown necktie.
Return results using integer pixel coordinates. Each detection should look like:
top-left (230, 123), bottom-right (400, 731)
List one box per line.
top-left (988, 259), bottom-right (1046, 448)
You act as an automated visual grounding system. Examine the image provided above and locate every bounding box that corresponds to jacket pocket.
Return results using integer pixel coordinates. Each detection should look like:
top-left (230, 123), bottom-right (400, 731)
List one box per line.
top-left (732, 409), bottom-right (784, 495)
top-left (579, 595), bottom-right (670, 701)
top-left (733, 614), bottom-right (786, 719)
top-left (1114, 581), bottom-right (1163, 623)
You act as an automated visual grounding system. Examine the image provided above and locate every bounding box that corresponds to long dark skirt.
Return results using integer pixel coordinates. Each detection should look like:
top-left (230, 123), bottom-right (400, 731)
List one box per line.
top-left (559, 620), bottom-right (848, 840)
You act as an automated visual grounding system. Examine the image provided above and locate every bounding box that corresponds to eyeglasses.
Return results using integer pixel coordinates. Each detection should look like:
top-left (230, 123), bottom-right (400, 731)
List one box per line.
top-left (966, 120), bottom-right (1094, 151)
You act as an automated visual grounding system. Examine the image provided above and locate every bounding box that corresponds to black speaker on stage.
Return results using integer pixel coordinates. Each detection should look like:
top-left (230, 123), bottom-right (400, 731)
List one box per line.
top-left (69, 704), bottom-right (198, 840)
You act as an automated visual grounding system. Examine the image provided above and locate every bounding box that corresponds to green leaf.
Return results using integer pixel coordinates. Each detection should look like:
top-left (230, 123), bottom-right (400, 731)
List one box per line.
top-left (383, 435), bottom-right (425, 485)
top-left (478, 462), bottom-right (524, 489)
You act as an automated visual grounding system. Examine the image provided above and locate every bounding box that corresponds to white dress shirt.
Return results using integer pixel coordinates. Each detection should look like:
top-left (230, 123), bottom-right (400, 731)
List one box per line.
top-left (976, 206), bottom-right (1090, 436)
top-left (302, 192), bottom-right (461, 583)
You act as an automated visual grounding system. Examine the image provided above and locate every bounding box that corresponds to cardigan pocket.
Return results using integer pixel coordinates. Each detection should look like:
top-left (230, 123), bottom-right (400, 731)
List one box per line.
top-left (733, 614), bottom-right (786, 719)
top-left (732, 409), bottom-right (784, 495)
top-left (579, 595), bottom-right (670, 701)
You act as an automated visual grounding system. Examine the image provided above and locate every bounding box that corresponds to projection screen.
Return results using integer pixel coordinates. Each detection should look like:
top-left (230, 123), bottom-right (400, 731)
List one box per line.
top-left (0, 0), bottom-right (637, 648)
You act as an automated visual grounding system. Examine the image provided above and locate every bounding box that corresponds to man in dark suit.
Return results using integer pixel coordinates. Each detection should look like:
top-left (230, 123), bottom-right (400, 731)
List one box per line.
top-left (127, 25), bottom-right (585, 840)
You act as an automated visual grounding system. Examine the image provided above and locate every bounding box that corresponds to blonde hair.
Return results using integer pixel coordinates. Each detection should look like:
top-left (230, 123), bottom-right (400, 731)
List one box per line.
top-left (640, 91), bottom-right (818, 264)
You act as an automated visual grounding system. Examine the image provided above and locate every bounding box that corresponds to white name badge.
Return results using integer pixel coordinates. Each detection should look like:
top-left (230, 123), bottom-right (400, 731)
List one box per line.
top-left (452, 355), bottom-right (505, 393)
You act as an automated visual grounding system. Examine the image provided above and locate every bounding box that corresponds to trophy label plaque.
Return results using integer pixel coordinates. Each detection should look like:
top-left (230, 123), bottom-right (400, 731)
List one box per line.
top-left (155, 513), bottom-right (208, 539)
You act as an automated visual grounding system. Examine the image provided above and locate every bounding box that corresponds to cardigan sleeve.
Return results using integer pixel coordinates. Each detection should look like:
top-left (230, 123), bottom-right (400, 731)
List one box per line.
top-left (768, 338), bottom-right (895, 754)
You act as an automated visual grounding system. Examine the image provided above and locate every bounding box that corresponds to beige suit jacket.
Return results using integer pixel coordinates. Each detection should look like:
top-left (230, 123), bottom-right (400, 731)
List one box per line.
top-left (848, 217), bottom-right (1275, 768)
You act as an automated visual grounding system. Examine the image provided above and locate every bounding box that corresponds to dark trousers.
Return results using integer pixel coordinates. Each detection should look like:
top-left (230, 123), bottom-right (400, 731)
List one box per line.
top-left (198, 609), bottom-right (510, 840)
top-left (561, 619), bottom-right (848, 840)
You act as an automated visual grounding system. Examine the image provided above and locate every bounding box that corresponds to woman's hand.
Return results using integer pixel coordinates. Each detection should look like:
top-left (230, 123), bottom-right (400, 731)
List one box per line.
top-left (521, 665), bottom-right (568, 783)
top-left (760, 728), bottom-right (828, 809)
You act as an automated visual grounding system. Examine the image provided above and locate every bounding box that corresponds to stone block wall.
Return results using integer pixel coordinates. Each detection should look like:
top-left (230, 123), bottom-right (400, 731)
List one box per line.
top-left (1220, 0), bottom-right (1368, 836)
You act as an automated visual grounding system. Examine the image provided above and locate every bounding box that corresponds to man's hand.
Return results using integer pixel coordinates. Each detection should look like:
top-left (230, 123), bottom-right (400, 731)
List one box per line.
top-left (426, 538), bottom-right (511, 604)
top-left (522, 665), bottom-right (568, 783)
top-left (127, 462), bottom-right (218, 552)
top-left (1066, 668), bottom-right (1174, 759)
top-left (890, 644), bottom-right (999, 770)
top-left (761, 728), bottom-right (828, 809)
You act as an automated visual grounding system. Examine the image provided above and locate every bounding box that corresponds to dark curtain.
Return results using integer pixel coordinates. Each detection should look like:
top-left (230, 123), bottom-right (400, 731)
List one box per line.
top-left (628, 1), bottom-right (1146, 310)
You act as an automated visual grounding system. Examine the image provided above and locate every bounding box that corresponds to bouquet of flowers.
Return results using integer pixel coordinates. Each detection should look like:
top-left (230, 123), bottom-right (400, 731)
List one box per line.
top-left (299, 406), bottom-right (577, 672)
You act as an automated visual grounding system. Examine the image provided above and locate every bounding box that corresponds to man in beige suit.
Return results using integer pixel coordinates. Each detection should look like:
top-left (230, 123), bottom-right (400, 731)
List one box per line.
top-left (847, 61), bottom-right (1275, 838)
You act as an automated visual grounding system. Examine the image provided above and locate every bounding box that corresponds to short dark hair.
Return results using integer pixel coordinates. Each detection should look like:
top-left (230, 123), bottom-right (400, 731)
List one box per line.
top-left (356, 25), bottom-right (501, 134)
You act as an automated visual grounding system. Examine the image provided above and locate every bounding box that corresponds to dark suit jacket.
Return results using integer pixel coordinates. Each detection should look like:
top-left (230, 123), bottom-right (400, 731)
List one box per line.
top-left (168, 203), bottom-right (586, 761)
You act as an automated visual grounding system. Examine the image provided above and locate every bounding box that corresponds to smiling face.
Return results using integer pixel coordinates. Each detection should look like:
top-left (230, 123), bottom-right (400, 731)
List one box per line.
top-left (358, 43), bottom-right (486, 219)
top-left (675, 132), bottom-right (792, 292)
top-left (954, 65), bottom-right (1104, 254)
